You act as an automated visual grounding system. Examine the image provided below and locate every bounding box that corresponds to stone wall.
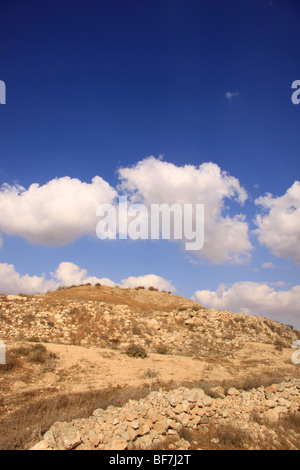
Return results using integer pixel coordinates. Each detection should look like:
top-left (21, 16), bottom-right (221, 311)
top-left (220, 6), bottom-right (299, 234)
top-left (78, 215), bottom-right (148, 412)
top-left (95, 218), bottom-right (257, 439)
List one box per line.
top-left (31, 378), bottom-right (300, 450)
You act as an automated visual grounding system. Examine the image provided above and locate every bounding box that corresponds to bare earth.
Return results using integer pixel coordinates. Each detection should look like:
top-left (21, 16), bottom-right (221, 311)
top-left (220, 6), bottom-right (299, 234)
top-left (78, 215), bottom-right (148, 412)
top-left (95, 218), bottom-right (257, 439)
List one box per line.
top-left (3, 340), bottom-right (297, 395)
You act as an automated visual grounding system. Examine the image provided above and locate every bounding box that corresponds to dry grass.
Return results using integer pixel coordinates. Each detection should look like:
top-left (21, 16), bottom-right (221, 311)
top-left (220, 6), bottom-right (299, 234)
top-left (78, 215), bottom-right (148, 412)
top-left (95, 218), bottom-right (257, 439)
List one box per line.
top-left (0, 384), bottom-right (157, 450)
top-left (149, 423), bottom-right (252, 450)
top-left (0, 343), bottom-right (58, 375)
top-left (0, 353), bottom-right (19, 372)
top-left (155, 414), bottom-right (300, 450)
top-left (40, 284), bottom-right (198, 313)
top-left (173, 373), bottom-right (290, 397)
top-left (0, 369), bottom-right (298, 450)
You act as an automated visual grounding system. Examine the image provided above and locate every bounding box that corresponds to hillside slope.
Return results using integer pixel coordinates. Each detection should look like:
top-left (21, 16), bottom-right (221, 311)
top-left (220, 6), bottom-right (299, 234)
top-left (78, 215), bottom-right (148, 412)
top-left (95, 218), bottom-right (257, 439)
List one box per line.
top-left (1, 284), bottom-right (298, 355)
top-left (0, 285), bottom-right (299, 450)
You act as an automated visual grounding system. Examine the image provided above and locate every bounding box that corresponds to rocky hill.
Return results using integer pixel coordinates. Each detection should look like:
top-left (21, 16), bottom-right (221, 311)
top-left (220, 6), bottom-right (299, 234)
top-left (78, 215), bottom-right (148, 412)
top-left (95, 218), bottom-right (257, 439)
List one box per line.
top-left (0, 284), bottom-right (299, 450)
top-left (0, 285), bottom-right (298, 356)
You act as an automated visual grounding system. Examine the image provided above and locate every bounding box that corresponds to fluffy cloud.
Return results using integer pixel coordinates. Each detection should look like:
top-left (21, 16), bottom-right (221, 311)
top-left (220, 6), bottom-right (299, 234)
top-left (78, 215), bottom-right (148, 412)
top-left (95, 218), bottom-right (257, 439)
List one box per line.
top-left (0, 262), bottom-right (174, 295)
top-left (194, 281), bottom-right (300, 328)
top-left (0, 263), bottom-right (57, 295)
top-left (254, 181), bottom-right (300, 265)
top-left (120, 274), bottom-right (176, 292)
top-left (52, 263), bottom-right (175, 292)
top-left (0, 159), bottom-right (253, 264)
top-left (118, 157), bottom-right (252, 263)
top-left (52, 262), bottom-right (116, 287)
top-left (0, 262), bottom-right (116, 295)
top-left (0, 176), bottom-right (117, 246)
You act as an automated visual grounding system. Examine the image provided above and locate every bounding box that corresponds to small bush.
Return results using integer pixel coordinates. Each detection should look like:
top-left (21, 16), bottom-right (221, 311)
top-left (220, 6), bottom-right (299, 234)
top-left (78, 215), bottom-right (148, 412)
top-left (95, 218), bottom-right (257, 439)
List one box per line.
top-left (214, 423), bottom-right (248, 449)
top-left (10, 344), bottom-right (49, 365)
top-left (274, 338), bottom-right (286, 351)
top-left (28, 344), bottom-right (47, 364)
top-left (126, 344), bottom-right (148, 359)
top-left (11, 345), bottom-right (31, 356)
top-left (48, 351), bottom-right (59, 360)
top-left (22, 314), bottom-right (35, 326)
top-left (143, 368), bottom-right (159, 379)
top-left (27, 337), bottom-right (40, 343)
top-left (132, 324), bottom-right (142, 336)
top-left (148, 286), bottom-right (158, 292)
top-left (156, 344), bottom-right (168, 355)
top-left (0, 354), bottom-right (18, 372)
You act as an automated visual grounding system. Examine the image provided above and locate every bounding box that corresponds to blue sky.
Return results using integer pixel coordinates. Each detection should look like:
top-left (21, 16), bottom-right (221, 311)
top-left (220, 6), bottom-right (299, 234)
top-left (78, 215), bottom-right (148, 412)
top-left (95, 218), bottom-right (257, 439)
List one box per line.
top-left (0, 0), bottom-right (300, 328)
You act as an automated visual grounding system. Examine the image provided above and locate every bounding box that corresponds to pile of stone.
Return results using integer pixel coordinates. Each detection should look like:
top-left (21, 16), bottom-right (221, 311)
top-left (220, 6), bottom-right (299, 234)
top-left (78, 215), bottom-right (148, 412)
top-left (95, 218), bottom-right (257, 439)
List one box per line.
top-left (31, 378), bottom-right (300, 450)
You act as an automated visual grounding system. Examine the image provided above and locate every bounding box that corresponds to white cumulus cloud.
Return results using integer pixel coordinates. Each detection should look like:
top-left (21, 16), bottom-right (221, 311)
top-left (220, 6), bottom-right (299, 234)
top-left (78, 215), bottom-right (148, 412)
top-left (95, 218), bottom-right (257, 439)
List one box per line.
top-left (120, 274), bottom-right (176, 292)
top-left (0, 262), bottom-right (174, 295)
top-left (0, 263), bottom-right (57, 295)
top-left (255, 181), bottom-right (300, 265)
top-left (0, 176), bottom-right (117, 246)
top-left (52, 262), bottom-right (116, 287)
top-left (194, 281), bottom-right (300, 328)
top-left (0, 159), bottom-right (253, 264)
top-left (118, 157), bottom-right (252, 264)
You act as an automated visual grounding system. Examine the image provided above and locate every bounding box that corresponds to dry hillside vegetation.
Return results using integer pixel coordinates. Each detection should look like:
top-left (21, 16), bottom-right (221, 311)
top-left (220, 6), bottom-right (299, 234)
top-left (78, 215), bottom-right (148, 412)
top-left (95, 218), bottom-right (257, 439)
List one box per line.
top-left (0, 284), bottom-right (299, 450)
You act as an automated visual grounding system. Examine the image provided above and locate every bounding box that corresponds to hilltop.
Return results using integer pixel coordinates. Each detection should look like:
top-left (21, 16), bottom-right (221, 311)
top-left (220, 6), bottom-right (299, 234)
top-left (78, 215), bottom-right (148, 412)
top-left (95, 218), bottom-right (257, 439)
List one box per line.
top-left (0, 284), bottom-right (299, 450)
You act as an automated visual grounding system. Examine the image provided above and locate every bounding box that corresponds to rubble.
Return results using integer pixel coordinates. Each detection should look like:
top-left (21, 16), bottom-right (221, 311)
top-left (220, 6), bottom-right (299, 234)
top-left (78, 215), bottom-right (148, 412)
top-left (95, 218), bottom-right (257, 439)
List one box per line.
top-left (31, 378), bottom-right (300, 450)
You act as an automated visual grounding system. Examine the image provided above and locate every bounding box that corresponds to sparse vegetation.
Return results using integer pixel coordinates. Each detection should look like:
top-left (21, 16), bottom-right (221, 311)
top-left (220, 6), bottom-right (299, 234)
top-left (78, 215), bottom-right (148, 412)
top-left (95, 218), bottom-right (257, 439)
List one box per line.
top-left (0, 385), bottom-right (154, 450)
top-left (0, 353), bottom-right (19, 372)
top-left (143, 368), bottom-right (159, 379)
top-left (131, 323), bottom-right (142, 336)
top-left (214, 423), bottom-right (249, 449)
top-left (155, 344), bottom-right (168, 355)
top-left (27, 344), bottom-right (48, 364)
top-left (22, 314), bottom-right (35, 326)
top-left (125, 343), bottom-right (148, 358)
top-left (274, 338), bottom-right (286, 351)
top-left (0, 343), bottom-right (58, 373)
